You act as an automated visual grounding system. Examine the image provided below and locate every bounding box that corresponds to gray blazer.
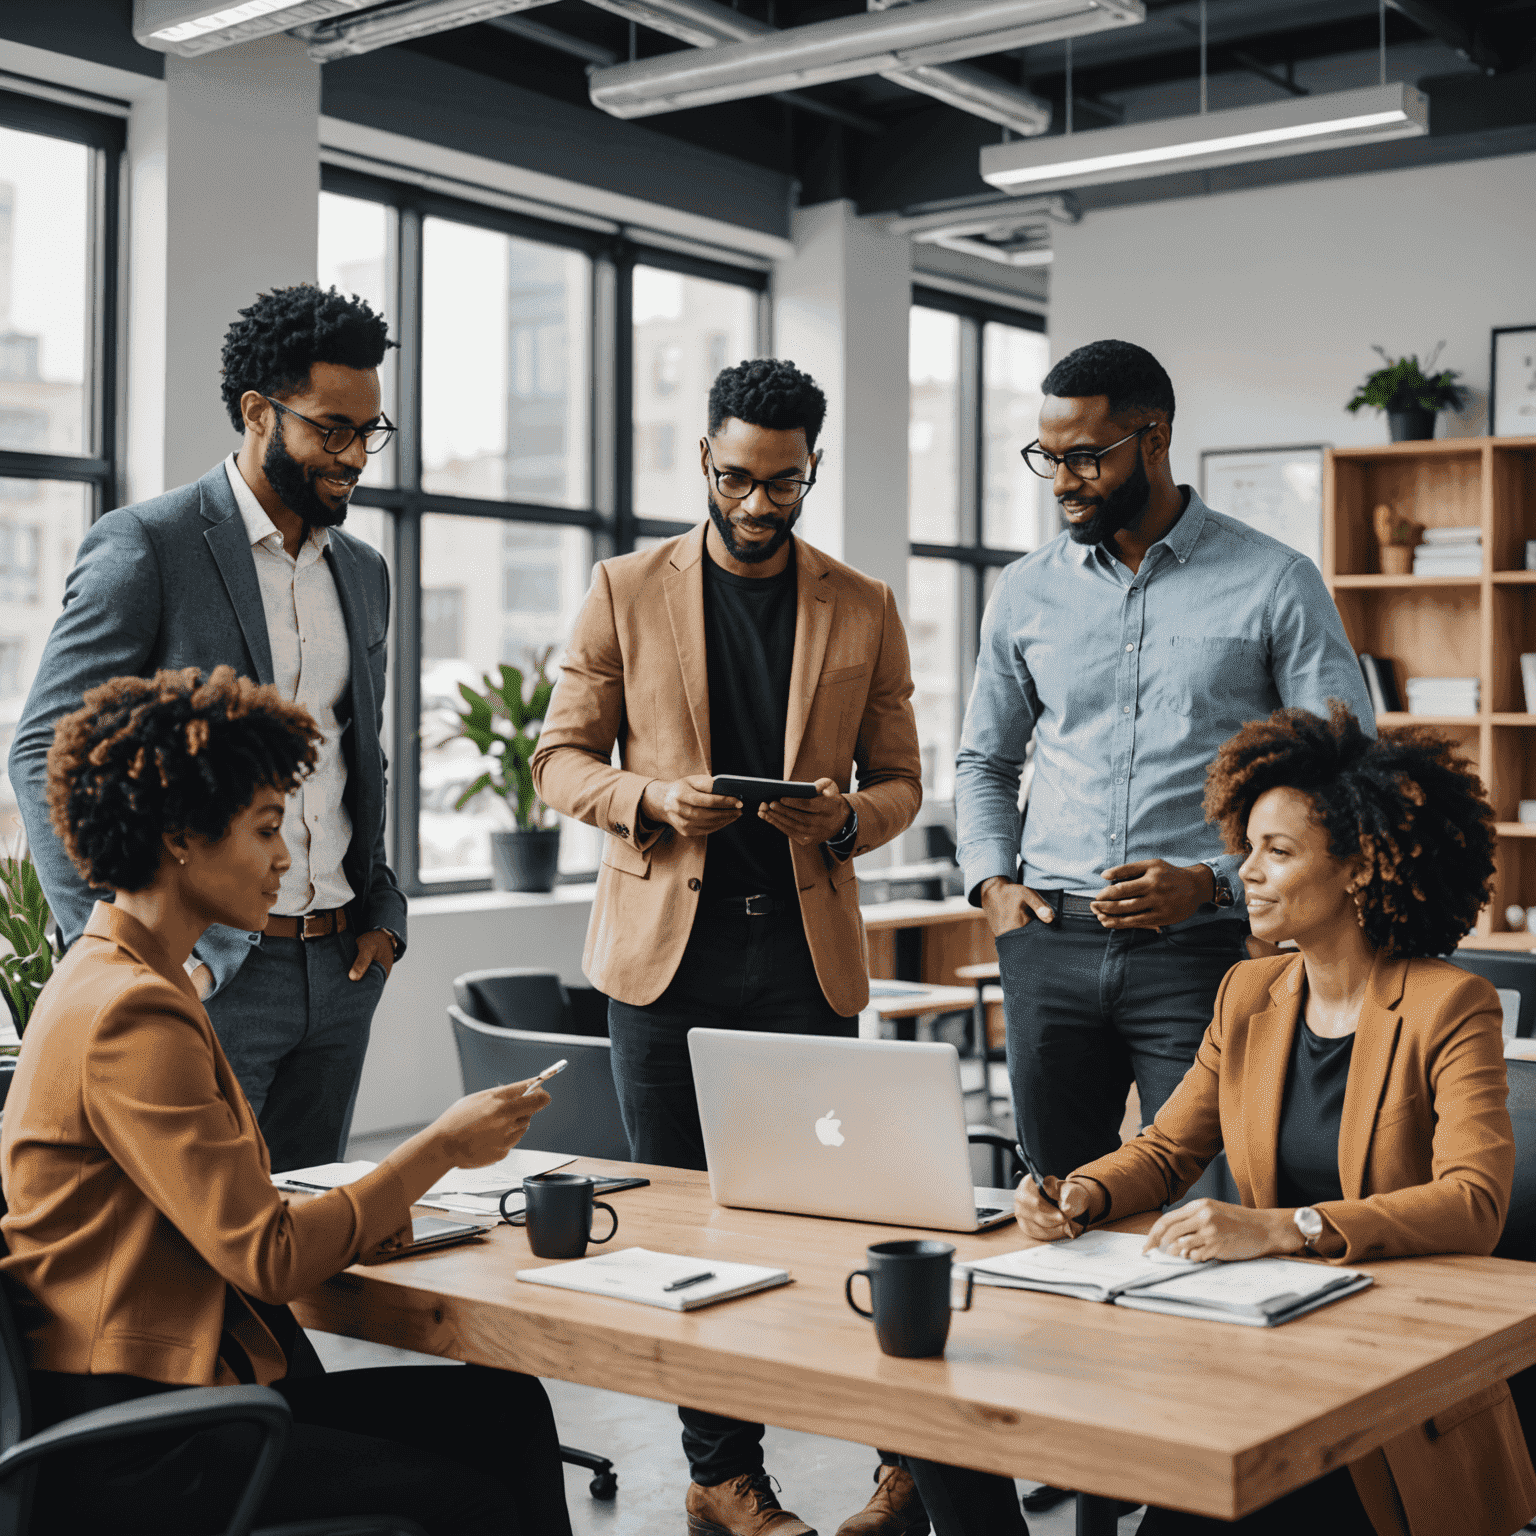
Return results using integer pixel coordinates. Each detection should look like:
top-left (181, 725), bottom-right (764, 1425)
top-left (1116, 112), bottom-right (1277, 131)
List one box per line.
top-left (8, 462), bottom-right (407, 996)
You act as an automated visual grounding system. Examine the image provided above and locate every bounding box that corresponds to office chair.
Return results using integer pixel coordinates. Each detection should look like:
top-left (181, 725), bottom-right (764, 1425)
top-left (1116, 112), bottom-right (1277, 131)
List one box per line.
top-left (1449, 950), bottom-right (1536, 1039)
top-left (453, 968), bottom-right (610, 1039)
top-left (447, 999), bottom-right (625, 1500)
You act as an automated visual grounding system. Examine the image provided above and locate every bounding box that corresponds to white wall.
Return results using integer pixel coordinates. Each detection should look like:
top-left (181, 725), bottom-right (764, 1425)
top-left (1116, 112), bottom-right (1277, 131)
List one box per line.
top-left (1049, 151), bottom-right (1536, 488)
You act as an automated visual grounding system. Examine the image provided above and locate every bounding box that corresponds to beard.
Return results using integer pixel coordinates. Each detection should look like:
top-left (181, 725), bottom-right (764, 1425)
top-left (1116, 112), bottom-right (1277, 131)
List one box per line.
top-left (706, 493), bottom-right (799, 565)
top-left (263, 417), bottom-right (355, 532)
top-left (1061, 443), bottom-right (1152, 546)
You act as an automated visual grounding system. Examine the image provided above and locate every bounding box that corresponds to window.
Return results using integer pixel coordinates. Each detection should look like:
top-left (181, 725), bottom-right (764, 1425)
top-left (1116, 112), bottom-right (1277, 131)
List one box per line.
top-left (322, 170), bottom-right (766, 892)
top-left (908, 288), bottom-right (1049, 802)
top-left (0, 92), bottom-right (122, 844)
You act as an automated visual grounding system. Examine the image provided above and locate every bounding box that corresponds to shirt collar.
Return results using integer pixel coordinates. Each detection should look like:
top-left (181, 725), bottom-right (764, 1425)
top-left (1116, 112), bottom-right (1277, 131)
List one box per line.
top-left (1069, 484), bottom-right (1209, 571)
top-left (224, 454), bottom-right (330, 556)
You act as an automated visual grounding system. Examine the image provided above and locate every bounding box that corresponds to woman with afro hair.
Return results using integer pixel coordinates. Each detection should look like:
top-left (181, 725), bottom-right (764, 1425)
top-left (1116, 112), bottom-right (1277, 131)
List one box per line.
top-left (1009, 702), bottom-right (1535, 1536)
top-left (0, 667), bottom-right (571, 1536)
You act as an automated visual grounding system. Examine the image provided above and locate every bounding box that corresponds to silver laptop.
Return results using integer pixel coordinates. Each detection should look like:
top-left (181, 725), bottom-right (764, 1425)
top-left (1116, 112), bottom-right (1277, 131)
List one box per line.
top-left (688, 1029), bottom-right (1017, 1232)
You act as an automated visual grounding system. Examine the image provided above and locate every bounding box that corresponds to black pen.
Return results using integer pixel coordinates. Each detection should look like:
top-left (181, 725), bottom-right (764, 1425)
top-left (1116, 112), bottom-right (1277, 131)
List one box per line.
top-left (663, 1271), bottom-right (715, 1292)
top-left (1016, 1143), bottom-right (1083, 1233)
top-left (281, 1180), bottom-right (331, 1192)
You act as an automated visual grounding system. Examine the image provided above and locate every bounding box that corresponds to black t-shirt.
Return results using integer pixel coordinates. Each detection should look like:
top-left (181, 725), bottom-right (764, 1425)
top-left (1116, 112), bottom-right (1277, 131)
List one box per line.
top-left (1275, 1020), bottom-right (1355, 1208)
top-left (701, 549), bottom-right (798, 900)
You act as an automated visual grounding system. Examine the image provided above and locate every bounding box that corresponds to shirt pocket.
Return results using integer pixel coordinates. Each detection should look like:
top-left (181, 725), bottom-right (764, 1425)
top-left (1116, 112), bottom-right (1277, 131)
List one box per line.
top-left (1155, 636), bottom-right (1268, 717)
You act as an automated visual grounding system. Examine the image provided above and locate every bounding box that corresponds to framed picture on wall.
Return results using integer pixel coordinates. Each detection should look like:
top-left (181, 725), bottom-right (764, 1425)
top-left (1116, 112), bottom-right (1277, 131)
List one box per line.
top-left (1491, 325), bottom-right (1536, 438)
top-left (1200, 445), bottom-right (1326, 569)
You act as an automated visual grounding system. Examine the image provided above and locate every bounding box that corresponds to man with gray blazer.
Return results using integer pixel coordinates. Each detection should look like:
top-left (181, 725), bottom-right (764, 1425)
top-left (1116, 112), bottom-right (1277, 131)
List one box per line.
top-left (10, 285), bottom-right (406, 1171)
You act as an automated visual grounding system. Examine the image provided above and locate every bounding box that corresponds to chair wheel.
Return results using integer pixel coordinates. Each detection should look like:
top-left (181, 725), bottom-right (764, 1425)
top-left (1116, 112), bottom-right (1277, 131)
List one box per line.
top-left (590, 1471), bottom-right (618, 1500)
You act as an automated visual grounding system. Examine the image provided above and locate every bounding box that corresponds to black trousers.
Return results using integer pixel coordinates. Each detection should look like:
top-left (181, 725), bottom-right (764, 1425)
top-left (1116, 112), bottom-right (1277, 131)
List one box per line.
top-left (996, 911), bottom-right (1251, 1175)
top-left (607, 906), bottom-right (857, 1486)
top-left (29, 1363), bottom-right (571, 1536)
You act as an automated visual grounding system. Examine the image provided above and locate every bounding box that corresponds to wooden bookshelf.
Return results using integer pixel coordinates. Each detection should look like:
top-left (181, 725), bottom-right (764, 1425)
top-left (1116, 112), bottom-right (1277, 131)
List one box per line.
top-left (1324, 435), bottom-right (1536, 947)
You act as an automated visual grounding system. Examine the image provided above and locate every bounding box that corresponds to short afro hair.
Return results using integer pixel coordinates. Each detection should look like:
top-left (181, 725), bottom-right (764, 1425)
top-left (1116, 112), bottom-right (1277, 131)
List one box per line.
top-left (47, 667), bottom-right (321, 893)
top-left (220, 284), bottom-right (395, 431)
top-left (1040, 339), bottom-right (1176, 426)
top-left (1203, 702), bottom-right (1496, 959)
top-left (708, 358), bottom-right (827, 450)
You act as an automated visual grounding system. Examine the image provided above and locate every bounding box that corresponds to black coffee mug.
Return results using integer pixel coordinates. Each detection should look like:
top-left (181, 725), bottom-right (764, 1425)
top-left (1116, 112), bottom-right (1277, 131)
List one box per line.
top-left (845, 1239), bottom-right (974, 1358)
top-left (520, 1173), bottom-right (619, 1260)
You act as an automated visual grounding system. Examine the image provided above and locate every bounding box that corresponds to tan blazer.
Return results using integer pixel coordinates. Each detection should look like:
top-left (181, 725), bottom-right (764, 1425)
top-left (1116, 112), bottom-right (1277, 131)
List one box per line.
top-left (1074, 952), bottom-right (1536, 1536)
top-left (0, 904), bottom-right (411, 1387)
top-left (532, 527), bottom-right (922, 1015)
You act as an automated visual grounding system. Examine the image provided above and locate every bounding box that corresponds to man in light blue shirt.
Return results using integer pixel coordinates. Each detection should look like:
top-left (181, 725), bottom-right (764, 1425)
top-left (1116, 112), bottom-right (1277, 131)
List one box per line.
top-left (955, 339), bottom-right (1374, 1188)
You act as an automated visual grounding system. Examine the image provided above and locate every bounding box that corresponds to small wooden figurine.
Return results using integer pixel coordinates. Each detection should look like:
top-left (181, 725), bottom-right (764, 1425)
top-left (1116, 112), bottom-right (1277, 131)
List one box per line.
top-left (1373, 502), bottom-right (1422, 575)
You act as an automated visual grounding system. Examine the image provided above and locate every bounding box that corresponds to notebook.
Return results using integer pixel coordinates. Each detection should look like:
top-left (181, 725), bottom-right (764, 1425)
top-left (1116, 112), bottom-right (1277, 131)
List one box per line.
top-left (963, 1230), bottom-right (1203, 1301)
top-left (272, 1149), bottom-right (575, 1214)
top-left (517, 1246), bottom-right (792, 1311)
top-left (1113, 1258), bottom-right (1372, 1327)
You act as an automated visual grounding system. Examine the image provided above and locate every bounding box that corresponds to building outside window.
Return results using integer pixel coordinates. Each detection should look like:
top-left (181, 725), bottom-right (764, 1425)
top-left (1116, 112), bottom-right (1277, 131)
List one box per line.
top-left (907, 287), bottom-right (1049, 804)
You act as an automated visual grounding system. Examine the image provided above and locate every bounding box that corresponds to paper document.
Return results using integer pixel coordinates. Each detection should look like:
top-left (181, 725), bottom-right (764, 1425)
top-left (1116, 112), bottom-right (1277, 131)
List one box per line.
top-left (1114, 1258), bottom-right (1372, 1327)
top-left (963, 1230), bottom-right (1202, 1302)
top-left (518, 1246), bottom-right (791, 1311)
top-left (272, 1160), bottom-right (377, 1191)
top-left (273, 1148), bottom-right (574, 1202)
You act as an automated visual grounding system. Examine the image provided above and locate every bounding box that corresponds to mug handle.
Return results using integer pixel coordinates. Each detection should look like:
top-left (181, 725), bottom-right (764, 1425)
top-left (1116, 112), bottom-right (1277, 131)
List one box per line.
top-left (845, 1270), bottom-right (874, 1319)
top-left (589, 1201), bottom-right (619, 1244)
top-left (951, 1265), bottom-right (974, 1313)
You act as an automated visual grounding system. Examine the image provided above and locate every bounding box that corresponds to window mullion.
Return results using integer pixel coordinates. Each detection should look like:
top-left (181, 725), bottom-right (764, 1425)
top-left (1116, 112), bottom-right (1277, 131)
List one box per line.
top-left (613, 240), bottom-right (636, 556)
top-left (958, 316), bottom-right (982, 551)
top-left (592, 251), bottom-right (620, 562)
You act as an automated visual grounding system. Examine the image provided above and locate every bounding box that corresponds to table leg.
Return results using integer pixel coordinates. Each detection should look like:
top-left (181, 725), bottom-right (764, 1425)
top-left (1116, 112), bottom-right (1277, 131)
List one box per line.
top-left (1076, 1492), bottom-right (1119, 1536)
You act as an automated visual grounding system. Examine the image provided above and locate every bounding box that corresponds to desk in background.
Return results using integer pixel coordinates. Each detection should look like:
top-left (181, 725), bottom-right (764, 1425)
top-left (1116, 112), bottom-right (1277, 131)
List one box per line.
top-left (295, 1159), bottom-right (1536, 1534)
top-left (863, 897), bottom-right (1003, 1048)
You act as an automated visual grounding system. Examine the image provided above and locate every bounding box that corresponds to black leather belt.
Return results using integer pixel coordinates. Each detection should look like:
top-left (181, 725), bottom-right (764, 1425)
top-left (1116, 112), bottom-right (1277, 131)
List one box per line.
top-left (705, 894), bottom-right (791, 917)
top-left (1060, 894), bottom-right (1099, 917)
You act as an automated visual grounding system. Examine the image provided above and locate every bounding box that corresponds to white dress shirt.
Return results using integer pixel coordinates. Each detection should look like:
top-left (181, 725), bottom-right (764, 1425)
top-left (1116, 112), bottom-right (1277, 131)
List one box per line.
top-left (224, 455), bottom-right (354, 916)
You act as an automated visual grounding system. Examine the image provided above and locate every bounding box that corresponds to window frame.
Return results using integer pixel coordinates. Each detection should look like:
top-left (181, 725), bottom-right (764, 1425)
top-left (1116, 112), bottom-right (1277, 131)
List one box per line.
top-left (907, 284), bottom-right (1048, 795)
top-left (322, 166), bottom-right (768, 895)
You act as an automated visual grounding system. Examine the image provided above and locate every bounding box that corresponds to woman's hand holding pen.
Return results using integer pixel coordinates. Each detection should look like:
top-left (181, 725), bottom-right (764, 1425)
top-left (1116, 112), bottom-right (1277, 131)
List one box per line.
top-left (1014, 1175), bottom-right (1095, 1242)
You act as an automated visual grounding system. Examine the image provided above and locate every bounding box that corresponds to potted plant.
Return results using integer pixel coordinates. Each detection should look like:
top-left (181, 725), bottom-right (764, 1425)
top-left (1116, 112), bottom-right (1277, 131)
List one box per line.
top-left (0, 848), bottom-right (56, 1108)
top-left (1346, 344), bottom-right (1467, 443)
top-left (443, 648), bottom-right (562, 893)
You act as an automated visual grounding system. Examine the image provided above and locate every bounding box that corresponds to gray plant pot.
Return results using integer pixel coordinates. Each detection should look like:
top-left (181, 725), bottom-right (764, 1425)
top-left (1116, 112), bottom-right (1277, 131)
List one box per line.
top-left (1388, 408), bottom-right (1437, 442)
top-left (491, 827), bottom-right (561, 893)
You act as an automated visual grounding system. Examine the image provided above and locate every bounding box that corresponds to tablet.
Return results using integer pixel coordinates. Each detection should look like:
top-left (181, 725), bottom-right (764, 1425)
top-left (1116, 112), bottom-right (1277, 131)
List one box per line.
top-left (392, 1216), bottom-right (487, 1257)
top-left (712, 776), bottom-right (819, 804)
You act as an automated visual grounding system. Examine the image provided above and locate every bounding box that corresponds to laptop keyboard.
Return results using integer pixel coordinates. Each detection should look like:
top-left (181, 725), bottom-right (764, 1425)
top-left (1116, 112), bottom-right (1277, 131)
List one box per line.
top-left (975, 1206), bottom-right (1006, 1222)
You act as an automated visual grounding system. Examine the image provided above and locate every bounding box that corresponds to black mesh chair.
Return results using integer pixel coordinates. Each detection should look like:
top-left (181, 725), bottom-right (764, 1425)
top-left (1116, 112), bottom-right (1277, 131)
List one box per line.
top-left (448, 983), bottom-right (625, 1501)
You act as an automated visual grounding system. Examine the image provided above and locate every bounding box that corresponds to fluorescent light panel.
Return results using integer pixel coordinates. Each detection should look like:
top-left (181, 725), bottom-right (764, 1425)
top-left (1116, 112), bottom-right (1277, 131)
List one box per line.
top-left (587, 0), bottom-right (1141, 120)
top-left (299, 0), bottom-right (562, 59)
top-left (134, 0), bottom-right (369, 53)
top-left (981, 83), bottom-right (1429, 193)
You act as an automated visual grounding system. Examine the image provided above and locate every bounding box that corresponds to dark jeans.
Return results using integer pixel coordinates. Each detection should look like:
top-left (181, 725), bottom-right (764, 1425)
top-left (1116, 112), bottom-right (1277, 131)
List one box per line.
top-left (608, 907), bottom-right (856, 1486)
top-left (996, 913), bottom-right (1250, 1176)
top-left (30, 1363), bottom-right (571, 1536)
top-left (208, 928), bottom-right (387, 1173)
top-left (905, 1457), bottom-right (1029, 1536)
top-left (1136, 1466), bottom-right (1372, 1535)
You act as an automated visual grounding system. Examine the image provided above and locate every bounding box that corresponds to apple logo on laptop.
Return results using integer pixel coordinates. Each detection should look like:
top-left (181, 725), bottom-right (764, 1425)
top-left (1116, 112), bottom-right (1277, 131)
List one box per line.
top-left (815, 1110), bottom-right (844, 1147)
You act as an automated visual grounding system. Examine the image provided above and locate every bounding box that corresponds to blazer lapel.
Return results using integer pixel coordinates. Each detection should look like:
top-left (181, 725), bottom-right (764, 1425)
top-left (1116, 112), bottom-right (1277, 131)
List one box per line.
top-left (663, 526), bottom-right (710, 770)
top-left (199, 470), bottom-right (274, 686)
top-left (783, 539), bottom-right (835, 778)
top-left (1337, 954), bottom-right (1409, 1198)
top-left (1241, 958), bottom-right (1304, 1209)
top-left (322, 537), bottom-right (374, 728)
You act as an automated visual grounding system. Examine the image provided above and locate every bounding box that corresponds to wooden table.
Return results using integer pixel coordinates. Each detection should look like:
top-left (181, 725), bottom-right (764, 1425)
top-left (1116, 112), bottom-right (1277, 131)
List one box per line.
top-left (294, 1159), bottom-right (1536, 1530)
top-left (862, 896), bottom-right (998, 998)
top-left (866, 983), bottom-right (979, 1022)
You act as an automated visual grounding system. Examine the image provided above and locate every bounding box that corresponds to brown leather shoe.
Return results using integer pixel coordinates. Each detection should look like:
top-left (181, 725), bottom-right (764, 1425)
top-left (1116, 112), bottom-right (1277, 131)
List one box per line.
top-left (686, 1471), bottom-right (817, 1536)
top-left (834, 1464), bottom-right (930, 1536)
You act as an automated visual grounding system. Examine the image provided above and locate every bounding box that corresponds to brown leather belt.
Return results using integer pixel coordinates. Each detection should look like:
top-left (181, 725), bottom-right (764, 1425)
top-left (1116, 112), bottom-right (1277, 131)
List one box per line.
top-left (263, 908), bottom-right (349, 940)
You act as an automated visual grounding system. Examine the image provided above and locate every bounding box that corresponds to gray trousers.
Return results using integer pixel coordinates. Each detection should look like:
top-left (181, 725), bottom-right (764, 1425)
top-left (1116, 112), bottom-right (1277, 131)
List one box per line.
top-left (207, 928), bottom-right (386, 1173)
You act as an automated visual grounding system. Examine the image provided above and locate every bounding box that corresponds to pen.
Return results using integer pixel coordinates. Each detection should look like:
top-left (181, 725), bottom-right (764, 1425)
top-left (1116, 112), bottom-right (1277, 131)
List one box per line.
top-left (521, 1059), bottom-right (569, 1097)
top-left (281, 1180), bottom-right (331, 1192)
top-left (663, 1271), bottom-right (715, 1292)
top-left (1016, 1142), bottom-right (1083, 1233)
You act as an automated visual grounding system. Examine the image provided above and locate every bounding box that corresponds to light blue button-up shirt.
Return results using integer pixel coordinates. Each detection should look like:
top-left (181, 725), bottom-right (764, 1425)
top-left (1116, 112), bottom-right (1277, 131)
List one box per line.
top-left (954, 489), bottom-right (1375, 925)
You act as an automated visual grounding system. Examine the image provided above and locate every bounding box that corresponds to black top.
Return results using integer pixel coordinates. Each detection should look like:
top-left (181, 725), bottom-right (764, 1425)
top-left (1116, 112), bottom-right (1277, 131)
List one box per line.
top-left (1275, 1019), bottom-right (1355, 1208)
top-left (701, 549), bottom-right (798, 900)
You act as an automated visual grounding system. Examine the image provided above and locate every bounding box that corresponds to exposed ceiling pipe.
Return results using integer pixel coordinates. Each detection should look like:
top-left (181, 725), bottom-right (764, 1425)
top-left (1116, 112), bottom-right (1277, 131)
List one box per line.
top-left (585, 0), bottom-right (1140, 123)
top-left (299, 0), bottom-right (563, 59)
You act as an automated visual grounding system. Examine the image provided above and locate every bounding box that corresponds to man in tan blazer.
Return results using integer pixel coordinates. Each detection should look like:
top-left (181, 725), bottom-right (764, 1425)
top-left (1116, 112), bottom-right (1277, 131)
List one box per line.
top-left (533, 358), bottom-right (922, 1536)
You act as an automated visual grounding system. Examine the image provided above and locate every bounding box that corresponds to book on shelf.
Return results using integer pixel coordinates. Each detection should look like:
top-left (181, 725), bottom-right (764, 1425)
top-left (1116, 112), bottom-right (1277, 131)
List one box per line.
top-left (1357, 654), bottom-right (1403, 715)
top-left (1412, 554), bottom-right (1482, 576)
top-left (1522, 654), bottom-right (1536, 715)
top-left (1419, 525), bottom-right (1481, 545)
top-left (1404, 676), bottom-right (1479, 717)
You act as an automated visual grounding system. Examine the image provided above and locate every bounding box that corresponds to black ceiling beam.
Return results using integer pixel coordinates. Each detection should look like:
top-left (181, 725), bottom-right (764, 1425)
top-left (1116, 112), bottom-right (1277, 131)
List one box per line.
top-left (1169, 16), bottom-right (1307, 96)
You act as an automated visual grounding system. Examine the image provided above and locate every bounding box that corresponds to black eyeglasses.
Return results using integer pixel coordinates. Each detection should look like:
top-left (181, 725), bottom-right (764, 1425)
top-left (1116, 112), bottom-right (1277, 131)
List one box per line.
top-left (1020, 424), bottom-right (1151, 481)
top-left (264, 397), bottom-right (397, 456)
top-left (704, 446), bottom-right (817, 509)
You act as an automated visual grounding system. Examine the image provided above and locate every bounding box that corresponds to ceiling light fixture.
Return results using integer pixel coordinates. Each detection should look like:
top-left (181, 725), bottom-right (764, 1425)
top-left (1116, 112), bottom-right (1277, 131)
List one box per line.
top-left (134, 0), bottom-right (371, 54)
top-left (981, 82), bottom-right (1428, 194)
top-left (890, 193), bottom-right (1075, 266)
top-left (298, 0), bottom-right (562, 60)
top-left (587, 0), bottom-right (1141, 121)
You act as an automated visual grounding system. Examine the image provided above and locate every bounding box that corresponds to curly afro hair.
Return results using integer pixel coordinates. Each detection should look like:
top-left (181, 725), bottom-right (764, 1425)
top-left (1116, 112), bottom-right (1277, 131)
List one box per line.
top-left (708, 358), bottom-right (827, 449)
top-left (1203, 701), bottom-right (1496, 958)
top-left (219, 284), bottom-right (395, 431)
top-left (47, 667), bottom-right (321, 893)
top-left (1040, 339), bottom-right (1176, 427)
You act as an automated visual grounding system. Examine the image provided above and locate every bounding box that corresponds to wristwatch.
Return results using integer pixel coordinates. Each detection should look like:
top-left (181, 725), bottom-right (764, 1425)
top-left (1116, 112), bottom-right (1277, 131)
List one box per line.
top-left (1294, 1206), bottom-right (1324, 1254)
top-left (376, 927), bottom-right (406, 962)
top-left (1206, 867), bottom-right (1235, 909)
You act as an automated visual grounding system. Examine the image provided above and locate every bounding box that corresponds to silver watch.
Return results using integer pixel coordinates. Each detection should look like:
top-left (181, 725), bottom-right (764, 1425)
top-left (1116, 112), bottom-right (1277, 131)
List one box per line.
top-left (1294, 1206), bottom-right (1324, 1250)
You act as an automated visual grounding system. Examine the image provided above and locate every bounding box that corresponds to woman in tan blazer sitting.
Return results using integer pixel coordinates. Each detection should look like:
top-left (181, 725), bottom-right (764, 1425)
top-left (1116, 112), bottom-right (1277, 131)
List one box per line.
top-left (1012, 703), bottom-right (1536, 1536)
top-left (0, 667), bottom-right (568, 1535)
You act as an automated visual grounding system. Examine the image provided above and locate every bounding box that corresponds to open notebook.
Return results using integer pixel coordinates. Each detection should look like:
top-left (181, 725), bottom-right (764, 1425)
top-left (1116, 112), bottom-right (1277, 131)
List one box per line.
top-left (272, 1149), bottom-right (575, 1215)
top-left (518, 1247), bottom-right (791, 1312)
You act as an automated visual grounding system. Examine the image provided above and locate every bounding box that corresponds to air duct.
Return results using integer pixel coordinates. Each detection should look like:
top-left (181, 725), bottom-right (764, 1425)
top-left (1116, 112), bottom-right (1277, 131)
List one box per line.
top-left (587, 0), bottom-right (1141, 121)
top-left (298, 0), bottom-right (562, 59)
top-left (134, 0), bottom-right (372, 55)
